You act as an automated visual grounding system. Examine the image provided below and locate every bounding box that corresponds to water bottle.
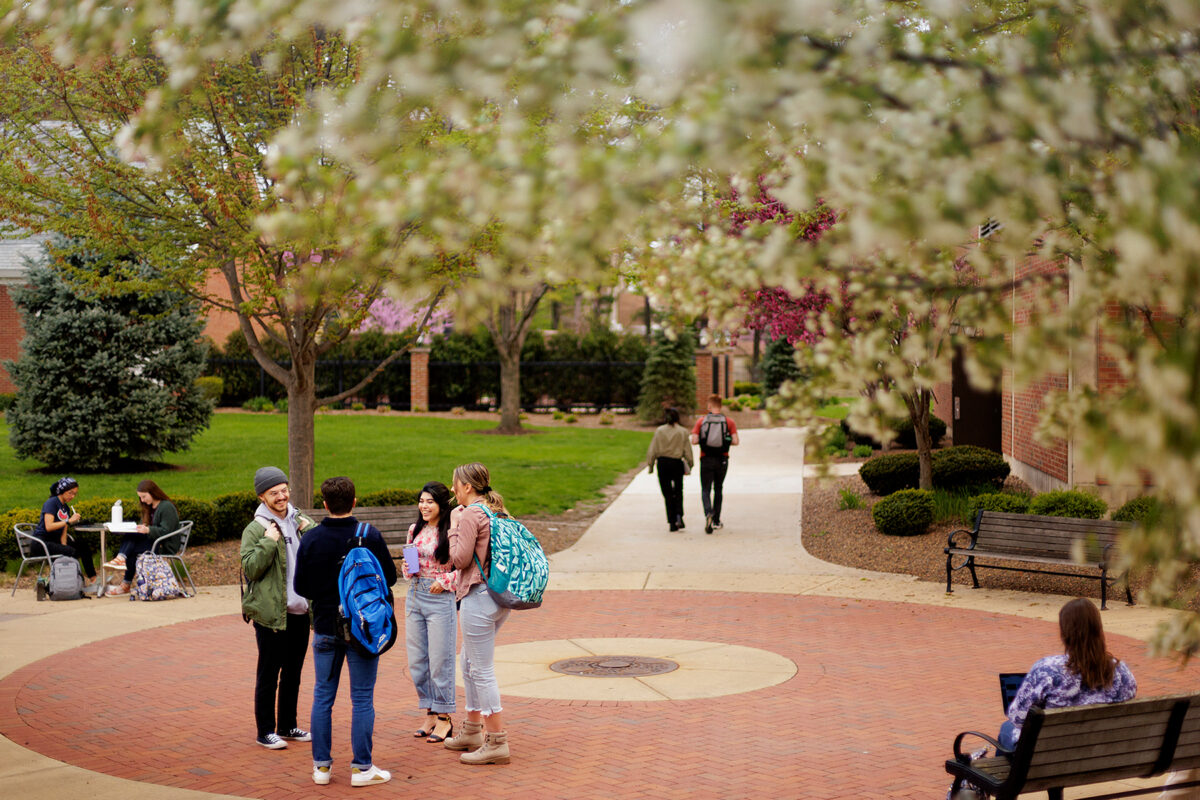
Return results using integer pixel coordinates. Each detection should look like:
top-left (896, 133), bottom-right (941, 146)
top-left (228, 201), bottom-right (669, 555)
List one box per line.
top-left (111, 499), bottom-right (123, 525)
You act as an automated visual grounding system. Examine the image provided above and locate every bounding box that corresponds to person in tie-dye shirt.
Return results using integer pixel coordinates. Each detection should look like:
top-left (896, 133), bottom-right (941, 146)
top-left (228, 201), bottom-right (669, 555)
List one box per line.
top-left (1000, 598), bottom-right (1137, 750)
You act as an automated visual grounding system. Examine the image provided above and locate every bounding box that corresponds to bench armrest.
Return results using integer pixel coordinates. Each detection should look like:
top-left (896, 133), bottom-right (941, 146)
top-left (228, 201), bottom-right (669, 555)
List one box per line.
top-left (952, 730), bottom-right (1006, 764)
top-left (946, 527), bottom-right (976, 551)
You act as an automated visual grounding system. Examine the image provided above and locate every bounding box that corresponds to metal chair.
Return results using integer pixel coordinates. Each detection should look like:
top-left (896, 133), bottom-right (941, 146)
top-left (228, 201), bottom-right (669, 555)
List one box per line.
top-left (12, 522), bottom-right (61, 596)
top-left (150, 520), bottom-right (195, 597)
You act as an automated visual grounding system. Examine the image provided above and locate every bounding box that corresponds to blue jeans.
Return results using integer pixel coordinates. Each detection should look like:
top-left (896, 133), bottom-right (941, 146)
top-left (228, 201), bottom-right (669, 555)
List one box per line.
top-left (405, 578), bottom-right (457, 713)
top-left (310, 633), bottom-right (379, 769)
top-left (460, 584), bottom-right (510, 715)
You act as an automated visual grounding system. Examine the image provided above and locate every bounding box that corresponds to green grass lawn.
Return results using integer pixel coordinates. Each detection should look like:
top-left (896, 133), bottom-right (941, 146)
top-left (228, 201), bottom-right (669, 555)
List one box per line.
top-left (815, 397), bottom-right (853, 420)
top-left (0, 413), bottom-right (651, 517)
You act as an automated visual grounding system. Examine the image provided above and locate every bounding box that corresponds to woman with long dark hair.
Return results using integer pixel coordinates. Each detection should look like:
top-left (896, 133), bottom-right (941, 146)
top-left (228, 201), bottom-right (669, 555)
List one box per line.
top-left (403, 481), bottom-right (458, 743)
top-left (1000, 597), bottom-right (1137, 749)
top-left (441, 462), bottom-right (512, 765)
top-left (104, 478), bottom-right (179, 596)
top-left (644, 407), bottom-right (693, 531)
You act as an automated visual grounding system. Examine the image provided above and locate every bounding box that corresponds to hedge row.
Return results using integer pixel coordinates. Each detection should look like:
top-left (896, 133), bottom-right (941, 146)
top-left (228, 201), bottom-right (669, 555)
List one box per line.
top-left (1, 488), bottom-right (420, 567)
top-left (858, 445), bottom-right (1011, 496)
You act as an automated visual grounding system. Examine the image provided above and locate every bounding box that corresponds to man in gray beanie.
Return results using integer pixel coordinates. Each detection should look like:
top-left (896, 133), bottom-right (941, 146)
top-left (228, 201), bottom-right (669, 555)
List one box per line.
top-left (240, 466), bottom-right (318, 750)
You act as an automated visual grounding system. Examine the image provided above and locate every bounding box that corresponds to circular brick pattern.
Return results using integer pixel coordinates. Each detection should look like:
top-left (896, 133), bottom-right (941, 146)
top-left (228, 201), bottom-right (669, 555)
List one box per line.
top-left (2, 591), bottom-right (1198, 799)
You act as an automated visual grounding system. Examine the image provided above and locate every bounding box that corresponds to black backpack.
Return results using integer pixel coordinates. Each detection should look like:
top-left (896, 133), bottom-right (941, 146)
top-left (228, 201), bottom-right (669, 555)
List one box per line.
top-left (699, 413), bottom-right (732, 457)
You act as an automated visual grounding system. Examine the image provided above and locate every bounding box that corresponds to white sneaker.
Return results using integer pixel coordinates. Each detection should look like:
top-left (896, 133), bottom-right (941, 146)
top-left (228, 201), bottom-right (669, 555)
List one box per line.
top-left (313, 765), bottom-right (331, 785)
top-left (351, 765), bottom-right (391, 787)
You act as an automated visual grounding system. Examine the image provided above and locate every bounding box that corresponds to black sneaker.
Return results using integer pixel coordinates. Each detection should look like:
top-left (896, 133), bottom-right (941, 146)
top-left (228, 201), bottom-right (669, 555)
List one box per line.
top-left (256, 733), bottom-right (287, 749)
top-left (676, 517), bottom-right (685, 529)
top-left (704, 514), bottom-right (713, 534)
top-left (279, 728), bottom-right (311, 742)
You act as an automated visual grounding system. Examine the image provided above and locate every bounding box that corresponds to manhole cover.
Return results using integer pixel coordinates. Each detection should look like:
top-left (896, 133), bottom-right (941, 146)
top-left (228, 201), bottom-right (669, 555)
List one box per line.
top-left (549, 656), bottom-right (679, 677)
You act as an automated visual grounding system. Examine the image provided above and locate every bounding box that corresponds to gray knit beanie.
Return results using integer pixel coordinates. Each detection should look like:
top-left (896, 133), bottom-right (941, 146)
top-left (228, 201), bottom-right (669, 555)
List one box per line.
top-left (254, 466), bottom-right (288, 496)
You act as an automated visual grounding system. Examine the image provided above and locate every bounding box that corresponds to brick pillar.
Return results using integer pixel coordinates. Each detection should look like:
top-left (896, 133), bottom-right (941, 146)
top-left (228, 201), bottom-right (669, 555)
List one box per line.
top-left (0, 285), bottom-right (25, 394)
top-left (409, 347), bottom-right (430, 412)
top-left (694, 349), bottom-right (712, 413)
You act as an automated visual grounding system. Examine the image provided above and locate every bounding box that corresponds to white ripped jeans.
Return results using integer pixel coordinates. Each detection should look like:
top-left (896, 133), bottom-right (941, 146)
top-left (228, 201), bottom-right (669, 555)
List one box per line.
top-left (459, 583), bottom-right (510, 715)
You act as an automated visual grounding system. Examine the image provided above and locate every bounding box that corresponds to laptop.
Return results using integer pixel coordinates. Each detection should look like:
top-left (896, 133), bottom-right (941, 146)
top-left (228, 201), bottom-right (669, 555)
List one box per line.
top-left (999, 672), bottom-right (1027, 713)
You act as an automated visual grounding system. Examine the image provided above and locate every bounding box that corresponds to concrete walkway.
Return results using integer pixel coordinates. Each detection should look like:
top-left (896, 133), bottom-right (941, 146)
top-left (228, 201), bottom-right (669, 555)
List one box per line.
top-left (0, 427), bottom-right (1192, 799)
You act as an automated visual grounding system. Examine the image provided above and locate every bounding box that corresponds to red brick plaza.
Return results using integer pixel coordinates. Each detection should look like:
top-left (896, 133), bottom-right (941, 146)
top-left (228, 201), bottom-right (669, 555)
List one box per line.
top-left (2, 590), bottom-right (1196, 799)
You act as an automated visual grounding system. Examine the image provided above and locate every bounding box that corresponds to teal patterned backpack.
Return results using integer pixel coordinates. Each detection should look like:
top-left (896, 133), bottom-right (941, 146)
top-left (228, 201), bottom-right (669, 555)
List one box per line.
top-left (471, 503), bottom-right (549, 610)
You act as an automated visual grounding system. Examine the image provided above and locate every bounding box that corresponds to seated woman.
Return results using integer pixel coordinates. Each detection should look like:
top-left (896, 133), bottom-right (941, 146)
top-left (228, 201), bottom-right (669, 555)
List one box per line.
top-left (103, 479), bottom-right (179, 596)
top-left (1000, 597), bottom-right (1137, 750)
top-left (404, 481), bottom-right (458, 743)
top-left (32, 477), bottom-right (97, 587)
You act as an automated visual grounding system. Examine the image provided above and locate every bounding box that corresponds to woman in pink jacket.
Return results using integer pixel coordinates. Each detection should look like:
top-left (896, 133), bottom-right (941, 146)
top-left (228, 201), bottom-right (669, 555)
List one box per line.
top-left (441, 462), bottom-right (512, 765)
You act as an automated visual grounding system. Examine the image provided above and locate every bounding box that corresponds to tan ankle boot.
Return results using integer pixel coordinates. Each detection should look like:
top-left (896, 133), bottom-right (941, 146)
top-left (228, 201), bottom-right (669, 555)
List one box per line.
top-left (443, 719), bottom-right (484, 751)
top-left (460, 730), bottom-right (510, 765)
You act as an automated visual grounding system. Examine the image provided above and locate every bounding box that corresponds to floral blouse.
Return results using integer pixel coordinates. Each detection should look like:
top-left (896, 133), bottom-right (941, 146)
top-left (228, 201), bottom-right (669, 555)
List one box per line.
top-left (406, 523), bottom-right (458, 593)
top-left (1007, 654), bottom-right (1137, 734)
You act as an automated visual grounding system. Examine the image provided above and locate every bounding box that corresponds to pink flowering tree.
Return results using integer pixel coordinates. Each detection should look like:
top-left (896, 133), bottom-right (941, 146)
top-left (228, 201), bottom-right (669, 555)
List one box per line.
top-left (363, 296), bottom-right (453, 336)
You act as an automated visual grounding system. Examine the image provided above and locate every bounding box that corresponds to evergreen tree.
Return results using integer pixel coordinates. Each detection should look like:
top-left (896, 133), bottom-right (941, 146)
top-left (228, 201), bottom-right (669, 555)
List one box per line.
top-left (761, 335), bottom-right (803, 398)
top-left (6, 242), bottom-right (212, 470)
top-left (636, 330), bottom-right (696, 422)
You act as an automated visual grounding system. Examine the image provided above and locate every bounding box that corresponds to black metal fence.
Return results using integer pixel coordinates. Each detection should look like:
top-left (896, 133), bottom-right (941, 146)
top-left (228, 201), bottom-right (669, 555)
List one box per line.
top-left (206, 358), bottom-right (645, 412)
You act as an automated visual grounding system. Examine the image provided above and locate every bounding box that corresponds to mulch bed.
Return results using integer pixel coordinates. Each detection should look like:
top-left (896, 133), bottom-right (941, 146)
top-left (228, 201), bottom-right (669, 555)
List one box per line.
top-left (802, 472), bottom-right (1199, 609)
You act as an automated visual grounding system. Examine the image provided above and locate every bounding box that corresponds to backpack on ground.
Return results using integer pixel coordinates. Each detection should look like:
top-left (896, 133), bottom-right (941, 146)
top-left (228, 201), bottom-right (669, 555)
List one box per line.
top-left (132, 552), bottom-right (186, 601)
top-left (47, 557), bottom-right (84, 600)
top-left (699, 412), bottom-right (732, 457)
top-left (336, 522), bottom-right (397, 658)
top-left (472, 503), bottom-right (549, 610)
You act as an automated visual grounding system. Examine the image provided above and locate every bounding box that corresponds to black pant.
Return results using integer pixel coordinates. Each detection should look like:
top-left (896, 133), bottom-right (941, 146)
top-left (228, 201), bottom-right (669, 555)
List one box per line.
top-left (253, 612), bottom-right (310, 737)
top-left (43, 537), bottom-right (96, 578)
top-left (656, 456), bottom-right (685, 525)
top-left (119, 534), bottom-right (151, 584)
top-left (699, 455), bottom-right (729, 523)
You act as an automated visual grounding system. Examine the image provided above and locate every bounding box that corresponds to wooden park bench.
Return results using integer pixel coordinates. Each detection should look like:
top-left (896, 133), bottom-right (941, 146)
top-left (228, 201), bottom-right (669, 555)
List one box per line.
top-left (945, 511), bottom-right (1133, 609)
top-left (301, 505), bottom-right (420, 560)
top-left (946, 691), bottom-right (1200, 800)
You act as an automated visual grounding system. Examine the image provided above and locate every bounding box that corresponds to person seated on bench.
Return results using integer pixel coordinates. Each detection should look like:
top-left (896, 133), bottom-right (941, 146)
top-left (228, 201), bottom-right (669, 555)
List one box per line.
top-left (1000, 597), bottom-right (1137, 750)
top-left (103, 479), bottom-right (179, 597)
top-left (33, 476), bottom-right (97, 588)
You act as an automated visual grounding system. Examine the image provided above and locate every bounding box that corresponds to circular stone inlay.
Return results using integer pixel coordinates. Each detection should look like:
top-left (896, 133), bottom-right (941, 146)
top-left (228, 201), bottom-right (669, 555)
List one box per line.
top-left (550, 655), bottom-right (679, 677)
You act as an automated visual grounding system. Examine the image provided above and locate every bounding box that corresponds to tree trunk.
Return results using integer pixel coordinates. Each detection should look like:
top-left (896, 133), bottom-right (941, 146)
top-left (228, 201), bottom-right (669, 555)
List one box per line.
top-left (496, 344), bottom-right (522, 433)
top-left (907, 389), bottom-right (934, 490)
top-left (287, 349), bottom-right (318, 506)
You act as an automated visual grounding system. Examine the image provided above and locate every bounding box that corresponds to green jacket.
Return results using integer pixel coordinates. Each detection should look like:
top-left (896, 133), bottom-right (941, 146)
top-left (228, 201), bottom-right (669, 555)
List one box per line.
top-left (240, 506), bottom-right (317, 631)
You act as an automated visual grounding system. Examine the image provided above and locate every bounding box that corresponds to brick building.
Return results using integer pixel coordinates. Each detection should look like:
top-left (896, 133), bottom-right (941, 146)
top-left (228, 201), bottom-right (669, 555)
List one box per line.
top-left (0, 237), bottom-right (45, 393)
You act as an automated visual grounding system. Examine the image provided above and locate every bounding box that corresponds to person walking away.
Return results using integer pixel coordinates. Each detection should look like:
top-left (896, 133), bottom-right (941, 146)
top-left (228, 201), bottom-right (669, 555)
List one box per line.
top-left (645, 407), bottom-right (694, 531)
top-left (240, 466), bottom-right (317, 750)
top-left (403, 481), bottom-right (458, 743)
top-left (33, 477), bottom-right (97, 587)
top-left (690, 394), bottom-right (739, 533)
top-left (293, 476), bottom-right (397, 787)
top-left (443, 462), bottom-right (513, 765)
top-left (103, 479), bottom-right (179, 596)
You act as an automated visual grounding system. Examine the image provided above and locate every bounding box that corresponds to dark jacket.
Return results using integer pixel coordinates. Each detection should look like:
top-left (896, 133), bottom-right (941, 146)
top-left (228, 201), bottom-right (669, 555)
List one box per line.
top-left (293, 516), bottom-right (397, 636)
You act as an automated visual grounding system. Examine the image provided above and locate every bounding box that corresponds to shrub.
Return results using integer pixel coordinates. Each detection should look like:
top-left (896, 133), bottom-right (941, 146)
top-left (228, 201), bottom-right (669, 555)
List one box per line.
top-left (1111, 495), bottom-right (1164, 524)
top-left (734, 381), bottom-right (760, 395)
top-left (565, 413), bottom-right (578, 423)
top-left (0, 392), bottom-right (16, 412)
top-left (872, 489), bottom-right (934, 536)
top-left (599, 412), bottom-right (614, 425)
top-left (894, 415), bottom-right (949, 448)
top-left (275, 398), bottom-right (288, 413)
top-left (552, 410), bottom-right (564, 420)
top-left (0, 507), bottom-right (40, 563)
top-left (1028, 490), bottom-right (1107, 519)
top-left (968, 492), bottom-right (1032, 517)
top-left (737, 393), bottom-right (763, 410)
top-left (837, 488), bottom-right (865, 510)
top-left (242, 396), bottom-right (275, 412)
top-left (194, 376), bottom-right (224, 407)
top-left (170, 495), bottom-right (219, 546)
top-left (359, 488), bottom-right (421, 506)
top-left (859, 452), bottom-right (920, 496)
top-left (351, 402), bottom-right (365, 411)
top-left (725, 397), bottom-right (742, 412)
top-left (931, 445), bottom-right (1010, 490)
top-left (212, 491), bottom-right (260, 542)
top-left (852, 444), bottom-right (873, 458)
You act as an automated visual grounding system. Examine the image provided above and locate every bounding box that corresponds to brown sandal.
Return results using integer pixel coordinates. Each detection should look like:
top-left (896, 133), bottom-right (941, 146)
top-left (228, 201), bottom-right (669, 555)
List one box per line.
top-left (427, 715), bottom-right (453, 743)
top-left (414, 713), bottom-right (437, 738)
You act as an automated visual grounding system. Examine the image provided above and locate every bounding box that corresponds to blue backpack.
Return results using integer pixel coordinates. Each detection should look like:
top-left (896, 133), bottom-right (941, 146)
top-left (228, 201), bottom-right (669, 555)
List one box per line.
top-left (336, 523), bottom-right (397, 657)
top-left (472, 503), bottom-right (549, 610)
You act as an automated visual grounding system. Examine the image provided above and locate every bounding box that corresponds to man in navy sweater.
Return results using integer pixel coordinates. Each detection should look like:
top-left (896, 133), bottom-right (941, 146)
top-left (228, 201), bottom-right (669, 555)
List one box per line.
top-left (293, 476), bottom-right (397, 788)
